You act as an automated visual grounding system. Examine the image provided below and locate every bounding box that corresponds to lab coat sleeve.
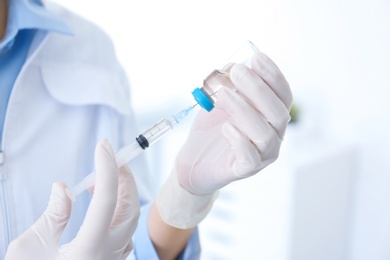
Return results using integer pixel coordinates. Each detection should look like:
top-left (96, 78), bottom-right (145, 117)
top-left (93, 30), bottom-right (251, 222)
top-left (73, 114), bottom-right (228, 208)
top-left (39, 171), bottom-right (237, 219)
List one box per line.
top-left (133, 203), bottom-right (201, 260)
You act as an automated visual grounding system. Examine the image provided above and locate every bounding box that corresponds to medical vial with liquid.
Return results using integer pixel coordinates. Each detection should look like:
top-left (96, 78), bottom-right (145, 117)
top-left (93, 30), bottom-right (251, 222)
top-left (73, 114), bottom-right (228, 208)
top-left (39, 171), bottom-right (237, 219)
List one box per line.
top-left (192, 41), bottom-right (259, 112)
top-left (192, 69), bottom-right (234, 111)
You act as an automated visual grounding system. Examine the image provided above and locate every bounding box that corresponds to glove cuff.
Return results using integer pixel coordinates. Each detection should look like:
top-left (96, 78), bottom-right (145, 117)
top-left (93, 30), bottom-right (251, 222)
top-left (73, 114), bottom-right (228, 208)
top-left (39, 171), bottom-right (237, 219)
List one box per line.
top-left (156, 169), bottom-right (218, 229)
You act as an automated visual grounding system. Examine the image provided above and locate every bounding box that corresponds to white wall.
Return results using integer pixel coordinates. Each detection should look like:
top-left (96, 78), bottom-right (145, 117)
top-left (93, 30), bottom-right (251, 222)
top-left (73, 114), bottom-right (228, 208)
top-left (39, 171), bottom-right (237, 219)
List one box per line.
top-left (54, 0), bottom-right (390, 259)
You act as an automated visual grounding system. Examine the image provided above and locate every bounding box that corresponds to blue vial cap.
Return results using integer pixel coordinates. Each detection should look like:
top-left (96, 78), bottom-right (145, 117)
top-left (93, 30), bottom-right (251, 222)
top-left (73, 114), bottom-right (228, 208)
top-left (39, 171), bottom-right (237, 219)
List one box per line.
top-left (192, 88), bottom-right (214, 112)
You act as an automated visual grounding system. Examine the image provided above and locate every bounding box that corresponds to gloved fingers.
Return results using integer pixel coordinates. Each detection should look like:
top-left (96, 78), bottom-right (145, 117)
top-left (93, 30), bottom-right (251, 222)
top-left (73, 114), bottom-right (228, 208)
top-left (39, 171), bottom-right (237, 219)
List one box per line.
top-left (229, 63), bottom-right (291, 139)
top-left (218, 87), bottom-right (279, 151)
top-left (78, 139), bottom-right (119, 243)
top-left (112, 165), bottom-right (140, 224)
top-left (122, 240), bottom-right (134, 260)
top-left (36, 182), bottom-right (72, 239)
top-left (111, 164), bottom-right (140, 239)
top-left (7, 182), bottom-right (72, 252)
top-left (38, 182), bottom-right (72, 241)
top-left (221, 123), bottom-right (262, 177)
top-left (251, 52), bottom-right (293, 110)
top-left (191, 104), bottom-right (230, 130)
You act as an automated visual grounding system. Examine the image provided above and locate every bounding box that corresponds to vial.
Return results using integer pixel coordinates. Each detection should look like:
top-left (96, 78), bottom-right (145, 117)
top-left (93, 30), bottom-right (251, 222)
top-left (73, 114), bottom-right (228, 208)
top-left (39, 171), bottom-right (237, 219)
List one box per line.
top-left (192, 41), bottom-right (260, 112)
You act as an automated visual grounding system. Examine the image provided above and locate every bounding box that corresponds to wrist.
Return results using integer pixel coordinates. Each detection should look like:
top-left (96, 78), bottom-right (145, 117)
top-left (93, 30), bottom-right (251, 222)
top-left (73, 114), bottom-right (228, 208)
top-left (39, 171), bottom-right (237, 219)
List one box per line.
top-left (156, 169), bottom-right (218, 229)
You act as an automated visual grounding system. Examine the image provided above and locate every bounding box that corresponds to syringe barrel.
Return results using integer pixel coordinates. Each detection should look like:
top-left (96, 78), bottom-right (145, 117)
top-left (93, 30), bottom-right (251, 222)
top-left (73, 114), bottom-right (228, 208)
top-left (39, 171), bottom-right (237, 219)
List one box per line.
top-left (67, 118), bottom-right (174, 201)
top-left (138, 118), bottom-right (173, 147)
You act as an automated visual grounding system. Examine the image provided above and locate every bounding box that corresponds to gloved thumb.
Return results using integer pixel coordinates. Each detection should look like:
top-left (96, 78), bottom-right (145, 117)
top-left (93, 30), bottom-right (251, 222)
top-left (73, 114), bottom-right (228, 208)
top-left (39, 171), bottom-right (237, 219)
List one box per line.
top-left (31, 182), bottom-right (72, 246)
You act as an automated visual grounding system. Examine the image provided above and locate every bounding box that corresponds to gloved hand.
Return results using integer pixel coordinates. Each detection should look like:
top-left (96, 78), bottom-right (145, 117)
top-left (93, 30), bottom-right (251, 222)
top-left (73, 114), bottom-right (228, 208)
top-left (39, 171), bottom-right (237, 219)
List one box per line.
top-left (157, 51), bottom-right (292, 229)
top-left (5, 139), bottom-right (140, 260)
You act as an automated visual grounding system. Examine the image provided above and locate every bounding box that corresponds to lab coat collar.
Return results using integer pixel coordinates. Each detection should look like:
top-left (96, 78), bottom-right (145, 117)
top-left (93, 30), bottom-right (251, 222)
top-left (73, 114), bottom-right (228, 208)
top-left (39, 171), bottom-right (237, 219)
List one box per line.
top-left (2, 0), bottom-right (72, 47)
top-left (22, 2), bottom-right (131, 116)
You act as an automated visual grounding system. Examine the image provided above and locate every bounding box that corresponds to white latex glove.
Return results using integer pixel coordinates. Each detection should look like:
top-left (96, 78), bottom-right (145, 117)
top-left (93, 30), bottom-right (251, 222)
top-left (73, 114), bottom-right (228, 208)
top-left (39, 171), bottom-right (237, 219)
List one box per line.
top-left (157, 51), bottom-right (292, 228)
top-left (5, 140), bottom-right (140, 260)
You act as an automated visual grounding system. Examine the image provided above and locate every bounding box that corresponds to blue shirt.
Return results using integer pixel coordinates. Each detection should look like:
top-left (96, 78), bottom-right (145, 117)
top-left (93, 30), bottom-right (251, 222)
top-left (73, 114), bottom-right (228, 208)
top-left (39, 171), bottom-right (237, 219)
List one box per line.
top-left (0, 0), bottom-right (71, 147)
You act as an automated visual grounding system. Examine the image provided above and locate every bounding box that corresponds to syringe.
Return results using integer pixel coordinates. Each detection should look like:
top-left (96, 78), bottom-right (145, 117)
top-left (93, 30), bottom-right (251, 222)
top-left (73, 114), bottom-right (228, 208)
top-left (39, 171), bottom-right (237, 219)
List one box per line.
top-left (66, 104), bottom-right (196, 201)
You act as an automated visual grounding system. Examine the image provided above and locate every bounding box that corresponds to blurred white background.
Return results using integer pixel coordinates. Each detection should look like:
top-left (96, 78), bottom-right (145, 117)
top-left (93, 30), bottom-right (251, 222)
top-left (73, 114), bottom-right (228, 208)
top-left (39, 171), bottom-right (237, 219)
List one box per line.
top-left (54, 0), bottom-right (390, 259)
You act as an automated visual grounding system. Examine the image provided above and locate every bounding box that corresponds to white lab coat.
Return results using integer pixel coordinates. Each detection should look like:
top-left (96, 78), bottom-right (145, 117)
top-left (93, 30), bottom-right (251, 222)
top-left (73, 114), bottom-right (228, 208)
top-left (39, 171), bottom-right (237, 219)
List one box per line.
top-left (0, 3), bottom-right (153, 257)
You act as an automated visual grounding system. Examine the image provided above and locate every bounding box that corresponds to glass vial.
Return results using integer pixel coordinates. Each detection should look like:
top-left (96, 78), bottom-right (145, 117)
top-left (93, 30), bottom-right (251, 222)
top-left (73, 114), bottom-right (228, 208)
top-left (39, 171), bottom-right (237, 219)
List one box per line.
top-left (192, 41), bottom-right (260, 112)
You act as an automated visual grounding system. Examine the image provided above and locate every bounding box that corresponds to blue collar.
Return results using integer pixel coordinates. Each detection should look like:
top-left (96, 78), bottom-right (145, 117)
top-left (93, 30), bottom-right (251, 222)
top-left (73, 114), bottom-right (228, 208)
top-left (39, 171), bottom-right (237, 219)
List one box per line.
top-left (0, 0), bottom-right (72, 49)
